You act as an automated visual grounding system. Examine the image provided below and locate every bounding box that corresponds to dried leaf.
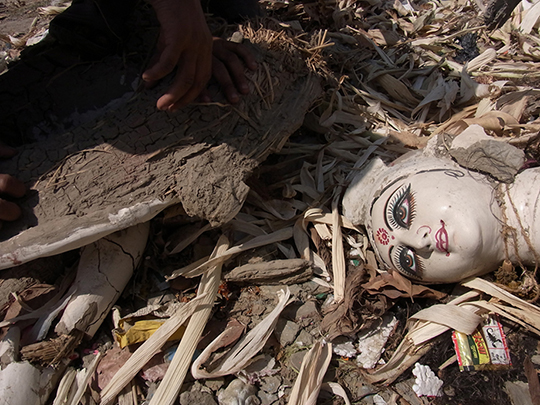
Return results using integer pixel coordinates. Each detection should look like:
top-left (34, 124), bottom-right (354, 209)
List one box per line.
top-left (192, 288), bottom-right (291, 378)
top-left (148, 235), bottom-right (230, 405)
top-left (288, 340), bottom-right (332, 405)
top-left (99, 296), bottom-right (207, 405)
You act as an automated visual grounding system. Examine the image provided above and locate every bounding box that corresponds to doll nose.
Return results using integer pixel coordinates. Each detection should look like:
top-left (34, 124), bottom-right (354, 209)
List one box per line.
top-left (401, 227), bottom-right (433, 252)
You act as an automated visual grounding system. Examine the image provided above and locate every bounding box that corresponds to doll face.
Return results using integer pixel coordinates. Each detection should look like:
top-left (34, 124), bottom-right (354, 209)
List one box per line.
top-left (369, 169), bottom-right (503, 283)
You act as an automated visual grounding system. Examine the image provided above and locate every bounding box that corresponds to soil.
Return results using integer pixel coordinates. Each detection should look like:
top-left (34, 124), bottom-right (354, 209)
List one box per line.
top-left (1, 1), bottom-right (540, 405)
top-left (0, 5), bottom-right (322, 268)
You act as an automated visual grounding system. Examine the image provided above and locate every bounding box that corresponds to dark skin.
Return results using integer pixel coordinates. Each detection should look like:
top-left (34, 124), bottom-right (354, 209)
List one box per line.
top-left (1, 0), bottom-right (257, 224)
top-left (144, 0), bottom-right (257, 111)
top-left (0, 145), bottom-right (25, 223)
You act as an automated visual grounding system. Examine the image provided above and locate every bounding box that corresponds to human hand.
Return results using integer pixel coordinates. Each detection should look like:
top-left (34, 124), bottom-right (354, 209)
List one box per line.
top-left (199, 37), bottom-right (258, 104)
top-left (143, 0), bottom-right (213, 111)
top-left (0, 145), bottom-right (25, 223)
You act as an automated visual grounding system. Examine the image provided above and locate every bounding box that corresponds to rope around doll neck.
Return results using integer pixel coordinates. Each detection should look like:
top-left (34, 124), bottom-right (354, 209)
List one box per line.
top-left (496, 183), bottom-right (540, 301)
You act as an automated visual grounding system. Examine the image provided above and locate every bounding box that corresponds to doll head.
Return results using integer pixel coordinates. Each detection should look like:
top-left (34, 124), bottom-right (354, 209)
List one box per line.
top-left (342, 153), bottom-right (505, 283)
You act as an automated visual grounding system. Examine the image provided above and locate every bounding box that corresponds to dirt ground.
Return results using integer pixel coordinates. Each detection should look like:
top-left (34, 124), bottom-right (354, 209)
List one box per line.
top-left (1, 0), bottom-right (540, 405)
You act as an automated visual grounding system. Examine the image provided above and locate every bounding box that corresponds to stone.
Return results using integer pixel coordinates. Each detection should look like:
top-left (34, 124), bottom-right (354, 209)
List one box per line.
top-left (294, 330), bottom-right (314, 347)
top-left (179, 391), bottom-right (217, 405)
top-left (294, 301), bottom-right (320, 322)
top-left (258, 390), bottom-right (278, 405)
top-left (289, 350), bottom-right (308, 372)
top-left (260, 375), bottom-right (282, 394)
top-left (218, 378), bottom-right (259, 405)
top-left (275, 319), bottom-right (300, 347)
top-left (530, 354), bottom-right (540, 366)
top-left (205, 378), bottom-right (225, 392)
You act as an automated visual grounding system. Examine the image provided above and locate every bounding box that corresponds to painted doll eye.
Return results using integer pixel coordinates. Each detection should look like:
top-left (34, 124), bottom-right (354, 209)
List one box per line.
top-left (385, 184), bottom-right (416, 230)
top-left (392, 245), bottom-right (424, 279)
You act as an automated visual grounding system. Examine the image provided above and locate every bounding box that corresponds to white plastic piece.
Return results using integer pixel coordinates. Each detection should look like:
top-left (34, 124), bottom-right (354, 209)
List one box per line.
top-left (332, 341), bottom-right (357, 358)
top-left (357, 316), bottom-right (398, 369)
top-left (412, 363), bottom-right (443, 397)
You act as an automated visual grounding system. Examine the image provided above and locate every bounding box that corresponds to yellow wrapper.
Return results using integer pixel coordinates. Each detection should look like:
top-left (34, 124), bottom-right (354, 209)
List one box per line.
top-left (114, 320), bottom-right (186, 348)
top-left (452, 329), bottom-right (490, 371)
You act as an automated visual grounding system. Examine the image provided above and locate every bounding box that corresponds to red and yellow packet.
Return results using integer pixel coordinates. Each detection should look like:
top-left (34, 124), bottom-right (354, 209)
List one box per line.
top-left (452, 315), bottom-right (511, 371)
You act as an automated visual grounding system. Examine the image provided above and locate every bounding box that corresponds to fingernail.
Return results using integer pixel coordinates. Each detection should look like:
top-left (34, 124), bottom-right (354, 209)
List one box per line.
top-left (240, 84), bottom-right (249, 94)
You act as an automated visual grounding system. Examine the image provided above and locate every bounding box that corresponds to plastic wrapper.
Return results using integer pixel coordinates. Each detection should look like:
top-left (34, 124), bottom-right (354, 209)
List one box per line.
top-left (452, 315), bottom-right (511, 371)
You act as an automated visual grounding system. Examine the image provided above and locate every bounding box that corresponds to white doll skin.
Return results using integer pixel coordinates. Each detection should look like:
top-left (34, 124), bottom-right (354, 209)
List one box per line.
top-left (343, 150), bottom-right (540, 284)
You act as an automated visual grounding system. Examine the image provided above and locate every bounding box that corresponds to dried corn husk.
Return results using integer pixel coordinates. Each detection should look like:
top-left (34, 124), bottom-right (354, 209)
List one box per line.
top-left (191, 287), bottom-right (292, 378)
top-left (148, 235), bottom-right (229, 405)
top-left (99, 296), bottom-right (206, 405)
top-left (287, 340), bottom-right (333, 405)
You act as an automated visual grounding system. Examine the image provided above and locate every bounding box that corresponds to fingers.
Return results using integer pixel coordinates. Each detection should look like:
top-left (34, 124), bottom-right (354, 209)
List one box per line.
top-left (0, 174), bottom-right (25, 222)
top-left (164, 49), bottom-right (212, 111)
top-left (221, 40), bottom-right (258, 72)
top-left (144, 39), bottom-right (213, 111)
top-left (0, 145), bottom-right (17, 159)
top-left (211, 39), bottom-right (258, 104)
top-left (142, 39), bottom-right (178, 84)
top-left (145, 0), bottom-right (213, 110)
top-left (0, 199), bottom-right (22, 222)
top-left (213, 47), bottom-right (248, 95)
top-left (212, 56), bottom-right (241, 104)
top-left (0, 174), bottom-right (25, 199)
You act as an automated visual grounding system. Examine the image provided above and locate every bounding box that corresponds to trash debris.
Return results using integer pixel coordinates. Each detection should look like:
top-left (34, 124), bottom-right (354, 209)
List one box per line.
top-left (55, 223), bottom-right (150, 338)
top-left (0, 361), bottom-right (57, 405)
top-left (332, 340), bottom-right (356, 358)
top-left (357, 315), bottom-right (398, 369)
top-left (411, 363), bottom-right (444, 397)
top-left (2, 1), bottom-right (540, 404)
top-left (192, 288), bottom-right (292, 379)
top-left (224, 259), bottom-right (312, 285)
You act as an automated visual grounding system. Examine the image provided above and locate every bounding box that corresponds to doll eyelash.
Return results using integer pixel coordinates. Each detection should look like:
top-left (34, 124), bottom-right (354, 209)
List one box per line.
top-left (392, 245), bottom-right (424, 280)
top-left (385, 184), bottom-right (415, 230)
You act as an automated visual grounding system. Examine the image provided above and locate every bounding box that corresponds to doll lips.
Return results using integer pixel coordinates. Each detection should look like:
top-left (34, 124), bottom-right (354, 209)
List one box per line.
top-left (435, 220), bottom-right (449, 254)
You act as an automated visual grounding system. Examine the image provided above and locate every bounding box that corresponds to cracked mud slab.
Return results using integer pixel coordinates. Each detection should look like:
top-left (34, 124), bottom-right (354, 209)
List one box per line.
top-left (0, 23), bottom-right (322, 269)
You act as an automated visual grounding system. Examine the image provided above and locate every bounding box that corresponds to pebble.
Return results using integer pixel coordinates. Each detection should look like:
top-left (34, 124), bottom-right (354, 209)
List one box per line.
top-left (205, 377), bottom-right (225, 392)
top-left (258, 390), bottom-right (278, 405)
top-left (444, 385), bottom-right (456, 396)
top-left (218, 378), bottom-right (259, 405)
top-left (289, 350), bottom-right (308, 371)
top-left (294, 301), bottom-right (320, 321)
top-left (530, 354), bottom-right (540, 365)
top-left (260, 375), bottom-right (282, 394)
top-left (294, 329), bottom-right (314, 346)
top-left (275, 319), bottom-right (300, 347)
top-left (179, 391), bottom-right (217, 405)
